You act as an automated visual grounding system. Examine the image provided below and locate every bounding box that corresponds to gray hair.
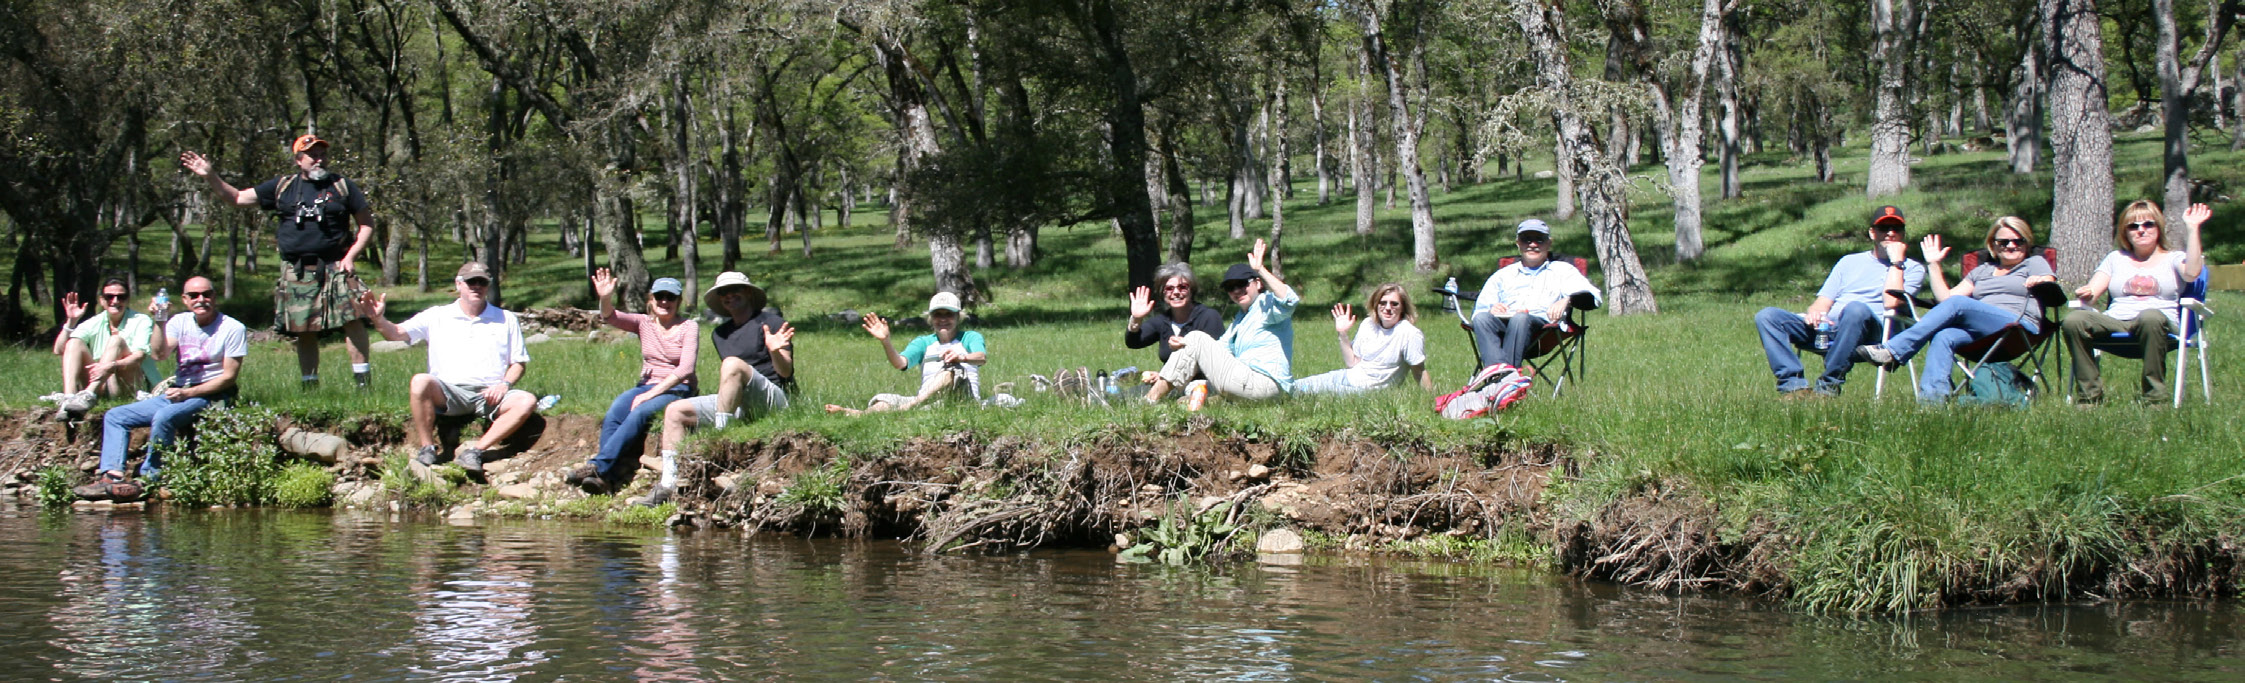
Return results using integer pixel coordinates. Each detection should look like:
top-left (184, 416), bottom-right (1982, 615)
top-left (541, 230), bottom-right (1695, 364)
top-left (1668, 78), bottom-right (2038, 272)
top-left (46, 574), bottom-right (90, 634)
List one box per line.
top-left (1153, 262), bottom-right (1197, 295)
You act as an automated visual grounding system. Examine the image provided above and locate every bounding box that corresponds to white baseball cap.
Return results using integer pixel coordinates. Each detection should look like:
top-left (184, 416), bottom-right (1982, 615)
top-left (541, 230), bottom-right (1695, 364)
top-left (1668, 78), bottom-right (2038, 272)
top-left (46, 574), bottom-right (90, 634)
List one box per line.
top-left (926, 291), bottom-right (962, 314)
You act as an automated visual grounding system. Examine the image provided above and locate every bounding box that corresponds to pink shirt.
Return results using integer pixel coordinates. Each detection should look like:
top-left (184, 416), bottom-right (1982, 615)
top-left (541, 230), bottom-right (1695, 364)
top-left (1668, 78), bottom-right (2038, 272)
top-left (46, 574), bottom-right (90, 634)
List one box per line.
top-left (606, 311), bottom-right (698, 385)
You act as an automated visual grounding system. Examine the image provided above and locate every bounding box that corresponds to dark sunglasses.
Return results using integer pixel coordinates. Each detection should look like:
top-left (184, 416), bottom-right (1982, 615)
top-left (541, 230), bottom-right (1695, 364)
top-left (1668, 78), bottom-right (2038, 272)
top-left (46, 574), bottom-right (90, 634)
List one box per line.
top-left (2127, 220), bottom-right (2160, 232)
top-left (99, 293), bottom-right (125, 301)
top-left (1162, 284), bottom-right (1193, 292)
top-left (1991, 238), bottom-right (2028, 248)
top-left (1376, 300), bottom-right (1404, 309)
top-left (182, 290), bottom-right (215, 300)
top-left (1518, 234), bottom-right (1551, 244)
top-left (652, 293), bottom-right (681, 302)
top-left (461, 278), bottom-right (492, 288)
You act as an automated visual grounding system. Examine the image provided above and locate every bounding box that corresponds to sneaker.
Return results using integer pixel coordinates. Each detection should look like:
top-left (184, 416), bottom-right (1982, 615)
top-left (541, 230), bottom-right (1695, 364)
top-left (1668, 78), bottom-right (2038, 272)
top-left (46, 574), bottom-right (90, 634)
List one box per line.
top-left (301, 376), bottom-right (320, 390)
top-left (1854, 344), bottom-right (1898, 369)
top-left (455, 447), bottom-right (485, 474)
top-left (59, 390), bottom-right (95, 420)
top-left (628, 484), bottom-right (675, 508)
top-left (565, 463), bottom-right (597, 487)
top-left (414, 444), bottom-right (444, 466)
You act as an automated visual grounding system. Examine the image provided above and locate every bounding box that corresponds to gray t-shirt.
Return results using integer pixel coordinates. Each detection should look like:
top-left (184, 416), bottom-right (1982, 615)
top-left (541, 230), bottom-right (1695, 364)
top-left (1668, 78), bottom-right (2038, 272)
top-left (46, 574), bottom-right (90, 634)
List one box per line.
top-left (1964, 256), bottom-right (2056, 316)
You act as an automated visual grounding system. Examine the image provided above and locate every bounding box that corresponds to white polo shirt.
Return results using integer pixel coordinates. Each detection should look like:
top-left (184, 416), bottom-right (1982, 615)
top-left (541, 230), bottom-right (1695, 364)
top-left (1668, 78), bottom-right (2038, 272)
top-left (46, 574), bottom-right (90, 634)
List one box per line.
top-left (397, 300), bottom-right (529, 386)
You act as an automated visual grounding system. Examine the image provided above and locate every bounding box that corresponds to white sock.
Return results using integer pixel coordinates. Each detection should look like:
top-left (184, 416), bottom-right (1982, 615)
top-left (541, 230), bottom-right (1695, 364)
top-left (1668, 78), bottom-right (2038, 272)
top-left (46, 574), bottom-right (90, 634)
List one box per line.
top-left (352, 363), bottom-right (370, 374)
top-left (712, 411), bottom-right (731, 429)
top-left (302, 374), bottom-right (319, 382)
top-left (658, 450), bottom-right (679, 487)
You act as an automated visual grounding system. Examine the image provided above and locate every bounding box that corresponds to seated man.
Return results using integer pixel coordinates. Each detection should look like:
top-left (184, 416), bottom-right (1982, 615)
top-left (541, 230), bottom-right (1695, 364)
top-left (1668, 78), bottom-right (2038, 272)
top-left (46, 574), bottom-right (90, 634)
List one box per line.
top-left (1469, 219), bottom-right (1600, 369)
top-left (49, 278), bottom-right (159, 419)
top-left (75, 277), bottom-right (247, 501)
top-left (1752, 205), bottom-right (1927, 398)
top-left (355, 262), bottom-right (534, 474)
top-left (604, 272), bottom-right (796, 504)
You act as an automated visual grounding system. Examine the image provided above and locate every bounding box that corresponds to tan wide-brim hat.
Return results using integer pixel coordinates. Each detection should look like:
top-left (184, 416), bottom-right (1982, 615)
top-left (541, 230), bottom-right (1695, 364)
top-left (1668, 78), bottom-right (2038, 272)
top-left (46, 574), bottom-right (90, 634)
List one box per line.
top-left (703, 271), bottom-right (765, 302)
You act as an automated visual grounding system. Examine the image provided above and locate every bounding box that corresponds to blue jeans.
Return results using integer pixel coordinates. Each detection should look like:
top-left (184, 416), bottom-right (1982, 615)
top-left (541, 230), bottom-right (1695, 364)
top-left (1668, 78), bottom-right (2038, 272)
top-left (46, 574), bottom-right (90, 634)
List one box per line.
top-left (99, 393), bottom-right (221, 478)
top-left (1755, 302), bottom-right (1881, 394)
top-left (1881, 297), bottom-right (2037, 400)
top-left (1471, 310), bottom-right (1552, 368)
top-left (592, 383), bottom-right (691, 479)
top-left (1291, 369), bottom-right (1368, 395)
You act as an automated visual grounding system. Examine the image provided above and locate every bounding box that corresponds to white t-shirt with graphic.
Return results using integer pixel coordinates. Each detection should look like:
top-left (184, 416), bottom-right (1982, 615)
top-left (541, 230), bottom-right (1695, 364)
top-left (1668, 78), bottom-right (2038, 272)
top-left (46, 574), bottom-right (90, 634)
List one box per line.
top-left (2097, 250), bottom-right (2187, 325)
top-left (167, 313), bottom-right (248, 387)
top-left (1344, 320), bottom-right (1428, 389)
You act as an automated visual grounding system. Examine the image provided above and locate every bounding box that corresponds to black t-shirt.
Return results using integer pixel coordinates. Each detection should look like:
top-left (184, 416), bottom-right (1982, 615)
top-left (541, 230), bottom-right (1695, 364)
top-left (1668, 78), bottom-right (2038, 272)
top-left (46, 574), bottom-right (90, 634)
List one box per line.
top-left (255, 174), bottom-right (370, 261)
top-left (713, 308), bottom-right (793, 390)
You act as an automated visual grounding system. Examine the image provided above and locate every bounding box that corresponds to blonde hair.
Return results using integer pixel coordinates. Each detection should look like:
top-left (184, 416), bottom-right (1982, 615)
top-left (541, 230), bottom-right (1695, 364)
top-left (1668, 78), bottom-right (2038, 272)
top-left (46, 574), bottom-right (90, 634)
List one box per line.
top-left (1364, 282), bottom-right (1417, 324)
top-left (2113, 200), bottom-right (2172, 251)
top-left (1985, 216), bottom-right (2036, 251)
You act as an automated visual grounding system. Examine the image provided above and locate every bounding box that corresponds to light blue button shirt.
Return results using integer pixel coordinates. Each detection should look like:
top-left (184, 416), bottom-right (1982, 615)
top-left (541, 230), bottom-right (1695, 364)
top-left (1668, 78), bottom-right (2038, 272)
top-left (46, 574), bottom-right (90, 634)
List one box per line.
top-left (1219, 290), bottom-right (1299, 390)
top-left (1817, 251), bottom-right (1925, 308)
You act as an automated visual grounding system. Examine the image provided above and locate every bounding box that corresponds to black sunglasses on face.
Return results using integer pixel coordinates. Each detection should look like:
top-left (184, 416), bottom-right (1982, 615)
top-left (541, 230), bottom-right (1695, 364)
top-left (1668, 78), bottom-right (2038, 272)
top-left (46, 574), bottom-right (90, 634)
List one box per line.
top-left (462, 278), bottom-right (491, 288)
top-left (2128, 221), bottom-right (2160, 232)
top-left (183, 290), bottom-right (215, 300)
top-left (1992, 238), bottom-right (2028, 248)
top-left (99, 293), bottom-right (125, 301)
top-left (652, 293), bottom-right (680, 302)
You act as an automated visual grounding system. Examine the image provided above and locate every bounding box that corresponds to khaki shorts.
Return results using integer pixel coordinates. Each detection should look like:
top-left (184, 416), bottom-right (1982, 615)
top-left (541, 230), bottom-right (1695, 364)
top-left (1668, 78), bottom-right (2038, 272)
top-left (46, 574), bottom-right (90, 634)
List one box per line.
top-left (274, 259), bottom-right (369, 334)
top-left (437, 382), bottom-right (532, 419)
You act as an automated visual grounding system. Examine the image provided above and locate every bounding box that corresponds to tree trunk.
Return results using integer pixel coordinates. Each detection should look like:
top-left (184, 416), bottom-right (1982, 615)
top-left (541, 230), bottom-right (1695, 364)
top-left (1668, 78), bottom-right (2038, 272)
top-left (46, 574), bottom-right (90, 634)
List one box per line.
top-left (1352, 46), bottom-right (1377, 236)
top-left (1163, 137), bottom-right (1195, 264)
top-left (1717, 16), bottom-right (1745, 199)
top-left (1868, 0), bottom-right (1915, 197)
top-left (2046, 0), bottom-right (2116, 282)
top-left (2158, 0), bottom-right (2191, 219)
top-left (670, 70), bottom-right (700, 311)
top-left (1364, 1), bottom-right (1439, 271)
top-left (1313, 83), bottom-right (1332, 205)
top-left (2010, 23), bottom-right (2047, 173)
top-left (1661, 0), bottom-right (1726, 263)
top-left (1268, 75), bottom-right (1290, 276)
top-left (1514, 0), bottom-right (1655, 314)
top-left (720, 103), bottom-right (745, 270)
top-left (2234, 42), bottom-right (2245, 149)
top-left (1553, 130), bottom-right (1577, 220)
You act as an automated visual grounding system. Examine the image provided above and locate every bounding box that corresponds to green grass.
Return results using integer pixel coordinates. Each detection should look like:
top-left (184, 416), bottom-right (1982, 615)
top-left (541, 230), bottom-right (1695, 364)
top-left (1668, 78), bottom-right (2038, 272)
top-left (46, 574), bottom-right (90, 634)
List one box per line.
top-left (6, 131), bottom-right (2245, 610)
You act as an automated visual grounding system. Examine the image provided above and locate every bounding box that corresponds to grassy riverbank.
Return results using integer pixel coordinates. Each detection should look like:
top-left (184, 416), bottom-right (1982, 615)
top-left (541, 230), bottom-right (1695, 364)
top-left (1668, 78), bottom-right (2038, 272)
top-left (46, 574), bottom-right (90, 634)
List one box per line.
top-left (6, 133), bottom-right (2245, 611)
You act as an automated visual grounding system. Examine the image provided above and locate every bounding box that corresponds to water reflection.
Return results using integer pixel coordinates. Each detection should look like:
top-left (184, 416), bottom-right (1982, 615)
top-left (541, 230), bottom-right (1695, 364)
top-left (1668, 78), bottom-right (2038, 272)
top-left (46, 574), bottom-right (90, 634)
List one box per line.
top-left (0, 505), bottom-right (2240, 681)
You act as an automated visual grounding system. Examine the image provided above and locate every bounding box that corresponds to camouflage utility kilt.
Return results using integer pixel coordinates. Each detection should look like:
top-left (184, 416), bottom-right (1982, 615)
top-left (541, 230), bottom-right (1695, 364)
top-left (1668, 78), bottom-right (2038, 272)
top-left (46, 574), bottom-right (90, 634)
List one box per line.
top-left (274, 259), bottom-right (369, 335)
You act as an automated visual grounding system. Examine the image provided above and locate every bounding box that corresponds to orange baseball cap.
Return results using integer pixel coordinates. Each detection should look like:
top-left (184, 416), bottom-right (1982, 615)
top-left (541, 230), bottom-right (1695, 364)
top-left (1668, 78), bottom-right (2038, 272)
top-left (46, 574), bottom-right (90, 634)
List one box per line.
top-left (290, 134), bottom-right (330, 154)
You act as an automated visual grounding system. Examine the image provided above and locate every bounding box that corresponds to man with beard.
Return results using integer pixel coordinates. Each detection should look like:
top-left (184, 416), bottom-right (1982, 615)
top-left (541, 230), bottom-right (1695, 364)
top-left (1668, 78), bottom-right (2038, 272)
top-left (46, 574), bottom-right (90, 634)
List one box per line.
top-left (74, 277), bottom-right (248, 502)
top-left (180, 134), bottom-right (376, 390)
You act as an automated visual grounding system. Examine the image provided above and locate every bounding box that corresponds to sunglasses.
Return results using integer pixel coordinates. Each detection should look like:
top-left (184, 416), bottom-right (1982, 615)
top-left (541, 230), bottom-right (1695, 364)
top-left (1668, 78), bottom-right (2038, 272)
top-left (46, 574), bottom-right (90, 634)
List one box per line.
top-left (1518, 234), bottom-right (1550, 244)
top-left (2128, 220), bottom-right (2160, 232)
top-left (1162, 284), bottom-right (1193, 293)
top-left (1376, 300), bottom-right (1404, 309)
top-left (183, 290), bottom-right (215, 300)
top-left (99, 293), bottom-right (125, 301)
top-left (652, 293), bottom-right (680, 303)
top-left (461, 278), bottom-right (492, 288)
top-left (1991, 238), bottom-right (2027, 248)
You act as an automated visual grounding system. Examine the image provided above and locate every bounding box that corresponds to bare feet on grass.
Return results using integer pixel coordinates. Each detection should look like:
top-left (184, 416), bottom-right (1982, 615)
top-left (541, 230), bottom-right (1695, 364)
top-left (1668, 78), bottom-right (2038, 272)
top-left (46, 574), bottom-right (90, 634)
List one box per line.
top-left (823, 404), bottom-right (865, 417)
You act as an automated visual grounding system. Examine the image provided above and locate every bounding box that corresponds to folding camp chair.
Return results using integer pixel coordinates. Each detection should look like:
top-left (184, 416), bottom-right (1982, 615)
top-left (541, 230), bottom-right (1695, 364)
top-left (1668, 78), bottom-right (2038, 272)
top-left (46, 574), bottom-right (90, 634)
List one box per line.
top-left (1943, 248), bottom-right (2067, 399)
top-left (2070, 266), bottom-right (2215, 407)
top-left (1434, 255), bottom-right (1599, 398)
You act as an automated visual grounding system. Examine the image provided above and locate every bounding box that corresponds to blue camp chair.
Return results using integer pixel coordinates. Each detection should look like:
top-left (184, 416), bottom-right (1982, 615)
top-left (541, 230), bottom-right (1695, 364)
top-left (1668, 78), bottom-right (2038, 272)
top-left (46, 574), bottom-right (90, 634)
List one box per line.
top-left (2070, 266), bottom-right (2214, 407)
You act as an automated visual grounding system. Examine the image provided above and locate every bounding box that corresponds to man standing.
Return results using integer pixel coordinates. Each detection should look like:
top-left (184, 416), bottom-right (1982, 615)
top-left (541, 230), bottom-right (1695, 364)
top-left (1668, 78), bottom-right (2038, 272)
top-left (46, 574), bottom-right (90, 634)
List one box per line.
top-left (74, 277), bottom-right (248, 502)
top-left (180, 134), bottom-right (376, 389)
top-left (48, 278), bottom-right (159, 419)
top-left (355, 263), bottom-right (534, 474)
top-left (1469, 219), bottom-right (1601, 369)
top-left (617, 272), bottom-right (795, 504)
top-left (1752, 205), bottom-right (1927, 398)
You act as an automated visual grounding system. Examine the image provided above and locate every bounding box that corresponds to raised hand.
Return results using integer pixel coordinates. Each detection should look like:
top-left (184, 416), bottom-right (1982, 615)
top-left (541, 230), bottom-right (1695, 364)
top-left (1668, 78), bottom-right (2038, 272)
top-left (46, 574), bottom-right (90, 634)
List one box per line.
top-left (763, 321), bottom-right (795, 350)
top-left (2184, 202), bottom-right (2212, 231)
top-left (178, 151), bottom-right (214, 177)
top-left (861, 312), bottom-right (890, 342)
top-left (353, 290), bottom-right (387, 320)
top-left (590, 267), bottom-right (618, 299)
top-left (1331, 303), bottom-right (1356, 334)
top-left (147, 296), bottom-right (169, 319)
top-left (61, 292), bottom-right (87, 323)
top-left (1881, 239), bottom-right (1908, 263)
top-left (1919, 235), bottom-right (1948, 263)
top-left (1248, 238), bottom-right (1269, 271)
top-left (1128, 286), bottom-right (1155, 320)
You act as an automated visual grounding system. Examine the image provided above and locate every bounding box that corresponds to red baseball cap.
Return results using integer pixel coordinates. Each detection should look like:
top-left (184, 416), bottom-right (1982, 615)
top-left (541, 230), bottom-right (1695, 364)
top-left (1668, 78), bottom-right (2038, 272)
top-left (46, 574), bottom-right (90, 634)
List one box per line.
top-left (290, 134), bottom-right (330, 154)
top-left (1870, 205), bottom-right (1906, 227)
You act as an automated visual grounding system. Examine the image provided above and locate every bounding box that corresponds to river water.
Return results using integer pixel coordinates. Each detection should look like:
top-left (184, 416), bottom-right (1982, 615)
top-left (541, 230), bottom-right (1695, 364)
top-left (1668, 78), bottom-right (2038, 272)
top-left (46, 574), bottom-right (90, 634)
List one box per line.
top-left (1, 506), bottom-right (2239, 681)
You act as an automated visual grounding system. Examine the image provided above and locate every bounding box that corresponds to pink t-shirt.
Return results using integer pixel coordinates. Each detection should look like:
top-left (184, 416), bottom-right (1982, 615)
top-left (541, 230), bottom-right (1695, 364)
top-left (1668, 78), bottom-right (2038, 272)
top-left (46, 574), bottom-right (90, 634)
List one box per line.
top-left (607, 311), bottom-right (698, 385)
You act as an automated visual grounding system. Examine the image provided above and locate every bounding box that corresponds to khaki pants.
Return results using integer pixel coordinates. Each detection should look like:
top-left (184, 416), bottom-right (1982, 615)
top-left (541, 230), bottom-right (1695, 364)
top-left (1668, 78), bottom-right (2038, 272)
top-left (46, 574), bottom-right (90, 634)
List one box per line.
top-left (2062, 309), bottom-right (2172, 403)
top-left (1157, 331), bottom-right (1283, 400)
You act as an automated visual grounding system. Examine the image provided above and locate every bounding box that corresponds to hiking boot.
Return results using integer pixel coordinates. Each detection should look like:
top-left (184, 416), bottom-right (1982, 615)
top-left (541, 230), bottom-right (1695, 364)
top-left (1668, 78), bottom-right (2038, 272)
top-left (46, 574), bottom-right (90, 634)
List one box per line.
top-left (455, 447), bottom-right (485, 475)
top-left (1854, 344), bottom-right (1899, 370)
top-left (565, 463), bottom-right (597, 487)
top-left (414, 444), bottom-right (444, 466)
top-left (579, 472), bottom-right (615, 495)
top-left (628, 483), bottom-right (675, 508)
top-left (73, 472), bottom-right (143, 502)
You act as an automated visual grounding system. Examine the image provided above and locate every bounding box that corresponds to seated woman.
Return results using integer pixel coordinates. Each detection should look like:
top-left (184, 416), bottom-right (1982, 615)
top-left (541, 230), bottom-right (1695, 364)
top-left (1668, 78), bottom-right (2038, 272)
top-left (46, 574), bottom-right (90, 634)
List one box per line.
top-left (826, 292), bottom-right (985, 416)
top-left (1854, 216), bottom-right (2056, 401)
top-left (1125, 262), bottom-right (1225, 365)
top-left (2060, 200), bottom-right (2209, 404)
top-left (570, 269), bottom-right (698, 494)
top-left (1144, 239), bottom-right (1297, 410)
top-left (1293, 283), bottom-right (1432, 394)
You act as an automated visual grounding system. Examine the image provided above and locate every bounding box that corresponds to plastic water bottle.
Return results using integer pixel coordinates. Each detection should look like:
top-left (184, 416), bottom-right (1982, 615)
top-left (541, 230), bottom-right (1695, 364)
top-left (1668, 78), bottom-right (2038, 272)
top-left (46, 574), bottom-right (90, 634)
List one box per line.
top-left (1814, 321), bottom-right (1834, 351)
top-left (1110, 367), bottom-right (1136, 394)
top-left (152, 288), bottom-right (169, 310)
top-left (1443, 277), bottom-right (1459, 295)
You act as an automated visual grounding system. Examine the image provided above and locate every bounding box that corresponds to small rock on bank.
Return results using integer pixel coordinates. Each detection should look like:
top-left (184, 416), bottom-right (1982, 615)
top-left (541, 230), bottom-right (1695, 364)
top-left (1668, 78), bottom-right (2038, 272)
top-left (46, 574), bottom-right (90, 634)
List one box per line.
top-left (1257, 528), bottom-right (1305, 554)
